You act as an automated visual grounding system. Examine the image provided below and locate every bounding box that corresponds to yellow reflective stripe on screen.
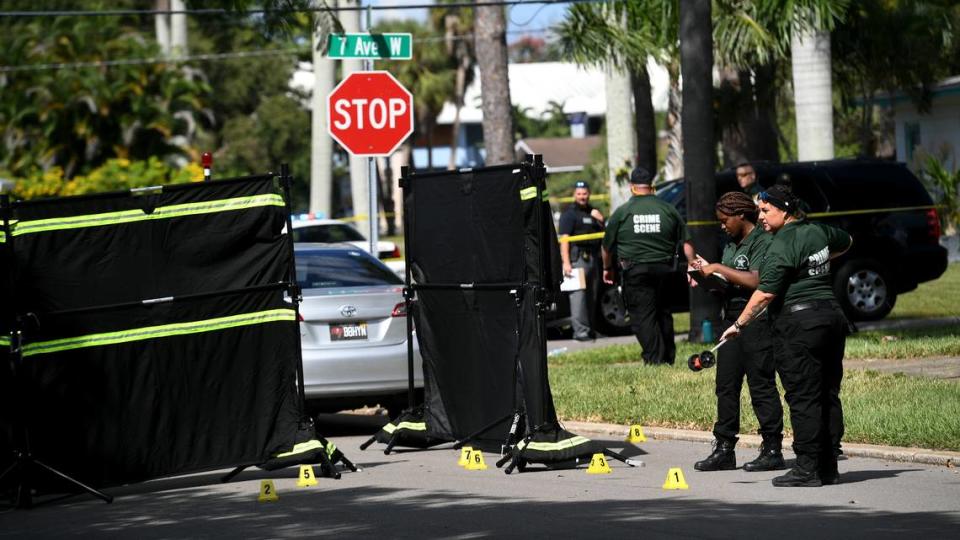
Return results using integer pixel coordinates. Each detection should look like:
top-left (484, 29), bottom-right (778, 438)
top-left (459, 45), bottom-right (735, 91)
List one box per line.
top-left (382, 421), bottom-right (426, 434)
top-left (11, 194), bottom-right (285, 237)
top-left (520, 186), bottom-right (537, 200)
top-left (274, 439), bottom-right (325, 459)
top-left (516, 435), bottom-right (591, 452)
top-left (0, 230), bottom-right (5, 243)
top-left (0, 336), bottom-right (10, 348)
top-left (21, 308), bottom-right (295, 357)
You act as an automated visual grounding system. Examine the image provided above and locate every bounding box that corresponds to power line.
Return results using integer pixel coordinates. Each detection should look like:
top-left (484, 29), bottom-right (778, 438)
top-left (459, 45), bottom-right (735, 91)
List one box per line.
top-left (0, 0), bottom-right (605, 19)
top-left (0, 28), bottom-right (556, 73)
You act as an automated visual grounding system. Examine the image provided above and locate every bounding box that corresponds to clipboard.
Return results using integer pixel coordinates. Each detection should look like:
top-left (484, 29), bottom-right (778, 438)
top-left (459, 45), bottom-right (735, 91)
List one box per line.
top-left (687, 270), bottom-right (730, 294)
top-left (561, 267), bottom-right (587, 292)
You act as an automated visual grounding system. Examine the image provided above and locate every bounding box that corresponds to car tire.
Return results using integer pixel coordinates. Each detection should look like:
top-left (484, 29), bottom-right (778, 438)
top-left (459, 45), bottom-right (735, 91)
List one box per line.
top-left (833, 259), bottom-right (896, 321)
top-left (594, 285), bottom-right (632, 336)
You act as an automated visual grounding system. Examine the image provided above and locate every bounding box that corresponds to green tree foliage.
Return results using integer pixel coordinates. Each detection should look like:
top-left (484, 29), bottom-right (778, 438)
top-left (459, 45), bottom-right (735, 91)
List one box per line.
top-left (513, 101), bottom-right (570, 140)
top-left (0, 3), bottom-right (210, 179)
top-left (12, 157), bottom-right (203, 200)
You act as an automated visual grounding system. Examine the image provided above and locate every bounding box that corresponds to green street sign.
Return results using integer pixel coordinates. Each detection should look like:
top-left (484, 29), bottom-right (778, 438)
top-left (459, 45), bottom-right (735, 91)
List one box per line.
top-left (327, 33), bottom-right (413, 60)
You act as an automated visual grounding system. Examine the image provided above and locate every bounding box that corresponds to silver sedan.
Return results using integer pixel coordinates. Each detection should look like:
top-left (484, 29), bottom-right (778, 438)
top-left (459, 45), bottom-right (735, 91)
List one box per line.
top-left (295, 243), bottom-right (423, 415)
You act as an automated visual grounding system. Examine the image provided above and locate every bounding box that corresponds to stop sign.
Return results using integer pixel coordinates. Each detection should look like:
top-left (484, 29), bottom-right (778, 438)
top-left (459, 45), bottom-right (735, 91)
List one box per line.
top-left (327, 71), bottom-right (414, 156)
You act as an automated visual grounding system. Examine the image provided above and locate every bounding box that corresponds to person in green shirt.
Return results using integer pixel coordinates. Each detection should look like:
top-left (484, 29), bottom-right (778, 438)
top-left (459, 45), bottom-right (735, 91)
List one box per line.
top-left (720, 175), bottom-right (853, 488)
top-left (602, 166), bottom-right (695, 365)
top-left (736, 162), bottom-right (762, 199)
top-left (690, 191), bottom-right (784, 473)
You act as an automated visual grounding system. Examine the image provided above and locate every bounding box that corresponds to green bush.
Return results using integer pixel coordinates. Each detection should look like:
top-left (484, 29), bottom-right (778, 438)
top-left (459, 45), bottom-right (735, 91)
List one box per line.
top-left (11, 158), bottom-right (203, 200)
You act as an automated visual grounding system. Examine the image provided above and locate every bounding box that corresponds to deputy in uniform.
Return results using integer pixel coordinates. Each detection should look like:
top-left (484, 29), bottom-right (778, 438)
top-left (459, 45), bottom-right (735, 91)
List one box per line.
top-left (602, 166), bottom-right (695, 365)
top-left (692, 191), bottom-right (784, 472)
top-left (736, 162), bottom-right (761, 199)
top-left (720, 176), bottom-right (852, 487)
top-left (559, 180), bottom-right (605, 341)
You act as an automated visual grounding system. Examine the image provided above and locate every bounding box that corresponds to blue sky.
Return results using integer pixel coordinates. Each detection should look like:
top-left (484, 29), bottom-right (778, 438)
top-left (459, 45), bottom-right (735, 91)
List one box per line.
top-left (368, 0), bottom-right (569, 43)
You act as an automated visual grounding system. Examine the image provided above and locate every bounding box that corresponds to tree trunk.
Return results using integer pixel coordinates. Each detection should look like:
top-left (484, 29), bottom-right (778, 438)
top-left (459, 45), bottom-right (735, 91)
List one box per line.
top-left (719, 63), bottom-right (779, 167)
top-left (378, 156), bottom-right (397, 236)
top-left (680, 0), bottom-right (720, 341)
top-left (170, 0), bottom-right (188, 59)
top-left (448, 61), bottom-right (468, 170)
top-left (309, 2), bottom-right (335, 218)
top-left (792, 28), bottom-right (834, 161)
top-left (474, 2), bottom-right (514, 165)
top-left (631, 65), bottom-right (658, 176)
top-left (663, 62), bottom-right (683, 181)
top-left (605, 64), bottom-right (636, 210)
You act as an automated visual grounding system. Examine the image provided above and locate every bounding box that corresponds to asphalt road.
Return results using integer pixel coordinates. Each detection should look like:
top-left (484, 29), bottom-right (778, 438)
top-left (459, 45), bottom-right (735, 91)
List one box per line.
top-left (2, 415), bottom-right (959, 539)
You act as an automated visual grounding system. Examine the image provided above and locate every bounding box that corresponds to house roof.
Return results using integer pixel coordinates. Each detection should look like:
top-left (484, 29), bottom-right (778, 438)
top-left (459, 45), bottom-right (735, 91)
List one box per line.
top-left (515, 136), bottom-right (603, 173)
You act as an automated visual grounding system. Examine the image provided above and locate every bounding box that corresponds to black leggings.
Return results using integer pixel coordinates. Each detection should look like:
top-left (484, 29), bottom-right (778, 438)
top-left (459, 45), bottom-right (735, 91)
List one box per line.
top-left (714, 317), bottom-right (783, 442)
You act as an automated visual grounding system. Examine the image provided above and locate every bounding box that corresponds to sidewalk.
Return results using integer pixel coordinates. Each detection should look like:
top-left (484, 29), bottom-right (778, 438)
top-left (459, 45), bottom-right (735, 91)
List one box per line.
top-left (563, 420), bottom-right (960, 468)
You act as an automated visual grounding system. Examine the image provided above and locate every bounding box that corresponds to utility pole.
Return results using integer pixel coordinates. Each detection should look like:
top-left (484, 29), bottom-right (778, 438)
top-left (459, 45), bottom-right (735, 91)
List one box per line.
top-left (680, 0), bottom-right (721, 341)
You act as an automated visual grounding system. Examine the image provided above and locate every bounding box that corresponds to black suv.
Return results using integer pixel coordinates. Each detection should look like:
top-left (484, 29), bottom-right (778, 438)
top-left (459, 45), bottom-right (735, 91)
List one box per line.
top-left (552, 159), bottom-right (948, 333)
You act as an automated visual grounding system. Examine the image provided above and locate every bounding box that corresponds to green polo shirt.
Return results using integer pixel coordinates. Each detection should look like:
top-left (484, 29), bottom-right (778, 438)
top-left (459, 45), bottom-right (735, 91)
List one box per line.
top-left (758, 220), bottom-right (852, 306)
top-left (721, 224), bottom-right (771, 301)
top-left (603, 194), bottom-right (688, 263)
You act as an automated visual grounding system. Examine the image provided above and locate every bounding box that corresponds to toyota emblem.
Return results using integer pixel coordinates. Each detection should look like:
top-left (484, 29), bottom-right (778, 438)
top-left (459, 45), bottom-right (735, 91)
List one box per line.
top-left (339, 305), bottom-right (358, 318)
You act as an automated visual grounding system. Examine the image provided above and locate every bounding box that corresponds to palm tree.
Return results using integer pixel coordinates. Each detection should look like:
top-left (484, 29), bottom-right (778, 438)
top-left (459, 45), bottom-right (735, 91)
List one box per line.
top-left (557, 0), bottom-right (676, 177)
top-left (473, 1), bottom-right (514, 165)
top-left (430, 2), bottom-right (476, 170)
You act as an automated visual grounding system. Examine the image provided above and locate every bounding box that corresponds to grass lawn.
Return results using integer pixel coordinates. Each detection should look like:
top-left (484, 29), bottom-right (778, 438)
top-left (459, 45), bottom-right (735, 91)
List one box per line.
top-left (889, 262), bottom-right (960, 319)
top-left (550, 325), bottom-right (960, 451)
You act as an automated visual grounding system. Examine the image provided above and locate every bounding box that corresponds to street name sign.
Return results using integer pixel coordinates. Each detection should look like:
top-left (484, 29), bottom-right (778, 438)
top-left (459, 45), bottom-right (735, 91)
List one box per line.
top-left (327, 33), bottom-right (413, 60)
top-left (327, 71), bottom-right (414, 156)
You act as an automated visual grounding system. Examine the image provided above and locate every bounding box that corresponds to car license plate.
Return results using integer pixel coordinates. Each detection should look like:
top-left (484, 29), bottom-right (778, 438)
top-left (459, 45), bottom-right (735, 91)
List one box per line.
top-left (330, 322), bottom-right (368, 341)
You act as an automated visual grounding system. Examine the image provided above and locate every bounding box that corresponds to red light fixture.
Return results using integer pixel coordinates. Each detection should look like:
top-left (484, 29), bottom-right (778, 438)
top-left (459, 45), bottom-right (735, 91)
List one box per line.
top-left (391, 302), bottom-right (407, 317)
top-left (927, 208), bottom-right (942, 242)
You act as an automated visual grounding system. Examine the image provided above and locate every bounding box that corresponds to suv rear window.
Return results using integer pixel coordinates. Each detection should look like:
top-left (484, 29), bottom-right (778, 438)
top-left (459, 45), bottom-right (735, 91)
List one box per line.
top-left (823, 163), bottom-right (932, 209)
top-left (296, 250), bottom-right (402, 289)
top-left (292, 223), bottom-right (365, 243)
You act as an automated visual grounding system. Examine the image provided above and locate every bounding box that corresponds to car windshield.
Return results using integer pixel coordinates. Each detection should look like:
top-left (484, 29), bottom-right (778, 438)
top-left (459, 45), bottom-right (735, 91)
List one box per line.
top-left (292, 223), bottom-right (366, 243)
top-left (296, 250), bottom-right (402, 289)
top-left (655, 181), bottom-right (685, 204)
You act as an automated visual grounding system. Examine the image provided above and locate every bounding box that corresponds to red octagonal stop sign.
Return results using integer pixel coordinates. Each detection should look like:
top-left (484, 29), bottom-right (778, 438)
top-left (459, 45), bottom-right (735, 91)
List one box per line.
top-left (327, 71), bottom-right (414, 156)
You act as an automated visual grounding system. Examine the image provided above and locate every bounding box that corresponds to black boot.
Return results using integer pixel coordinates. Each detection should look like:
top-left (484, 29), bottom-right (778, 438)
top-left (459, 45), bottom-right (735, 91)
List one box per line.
top-left (694, 438), bottom-right (737, 471)
top-left (743, 436), bottom-right (786, 472)
top-left (772, 454), bottom-right (822, 487)
top-left (819, 450), bottom-right (840, 485)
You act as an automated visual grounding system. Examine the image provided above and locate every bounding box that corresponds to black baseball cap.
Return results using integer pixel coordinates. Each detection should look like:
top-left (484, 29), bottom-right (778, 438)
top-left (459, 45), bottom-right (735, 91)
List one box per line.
top-left (573, 180), bottom-right (590, 190)
top-left (630, 166), bottom-right (653, 185)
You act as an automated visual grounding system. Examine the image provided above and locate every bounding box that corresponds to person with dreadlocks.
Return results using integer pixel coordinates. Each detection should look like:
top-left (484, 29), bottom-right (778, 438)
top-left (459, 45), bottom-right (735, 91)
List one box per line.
top-left (691, 191), bottom-right (784, 473)
top-left (720, 175), bottom-right (852, 487)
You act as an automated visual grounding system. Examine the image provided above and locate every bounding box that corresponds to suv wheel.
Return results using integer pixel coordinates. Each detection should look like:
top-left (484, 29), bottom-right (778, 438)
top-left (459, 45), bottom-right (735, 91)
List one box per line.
top-left (595, 285), bottom-right (632, 335)
top-left (833, 260), bottom-right (896, 321)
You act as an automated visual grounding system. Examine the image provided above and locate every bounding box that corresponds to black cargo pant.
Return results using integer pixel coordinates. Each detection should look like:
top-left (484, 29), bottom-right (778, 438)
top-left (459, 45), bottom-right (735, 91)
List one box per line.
top-left (714, 315), bottom-right (783, 443)
top-left (621, 263), bottom-right (675, 365)
top-left (773, 304), bottom-right (847, 475)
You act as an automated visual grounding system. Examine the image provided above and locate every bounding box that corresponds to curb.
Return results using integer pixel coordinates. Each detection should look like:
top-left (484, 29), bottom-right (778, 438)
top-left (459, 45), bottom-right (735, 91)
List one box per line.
top-left (563, 420), bottom-right (960, 468)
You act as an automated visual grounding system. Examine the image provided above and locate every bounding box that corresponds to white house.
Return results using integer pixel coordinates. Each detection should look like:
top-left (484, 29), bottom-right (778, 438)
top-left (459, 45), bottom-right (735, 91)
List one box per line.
top-left (888, 75), bottom-right (960, 171)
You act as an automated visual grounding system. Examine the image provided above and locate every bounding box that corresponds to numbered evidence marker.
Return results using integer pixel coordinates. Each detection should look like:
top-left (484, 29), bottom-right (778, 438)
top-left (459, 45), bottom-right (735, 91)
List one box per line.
top-left (662, 467), bottom-right (690, 490)
top-left (458, 447), bottom-right (474, 468)
top-left (465, 449), bottom-right (488, 470)
top-left (626, 424), bottom-right (647, 443)
top-left (586, 453), bottom-right (613, 474)
top-left (258, 480), bottom-right (280, 502)
top-left (297, 465), bottom-right (318, 488)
